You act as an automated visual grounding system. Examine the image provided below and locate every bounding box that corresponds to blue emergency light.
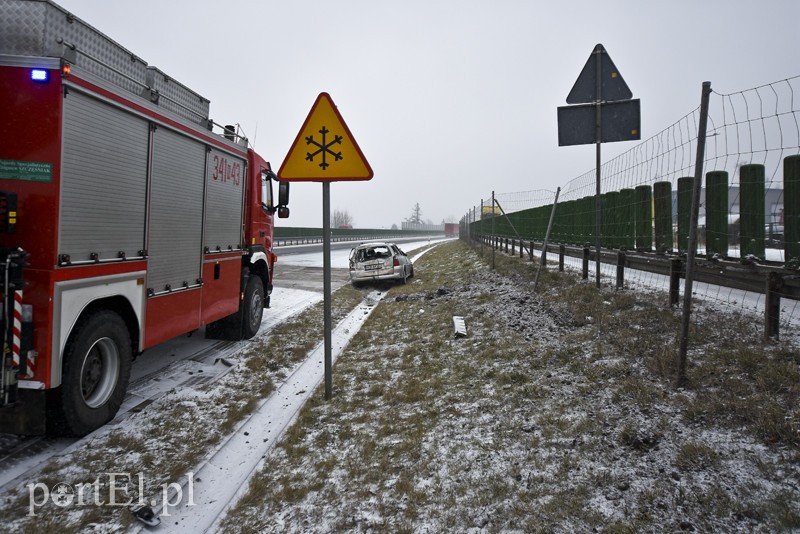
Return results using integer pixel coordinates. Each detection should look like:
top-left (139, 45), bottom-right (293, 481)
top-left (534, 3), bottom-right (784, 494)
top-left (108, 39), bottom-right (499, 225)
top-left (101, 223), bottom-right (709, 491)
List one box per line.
top-left (31, 69), bottom-right (49, 82)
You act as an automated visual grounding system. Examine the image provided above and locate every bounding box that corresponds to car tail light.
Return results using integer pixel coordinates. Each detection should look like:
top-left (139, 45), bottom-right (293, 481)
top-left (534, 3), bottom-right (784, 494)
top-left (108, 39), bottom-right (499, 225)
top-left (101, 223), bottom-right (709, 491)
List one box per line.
top-left (393, 256), bottom-right (400, 267)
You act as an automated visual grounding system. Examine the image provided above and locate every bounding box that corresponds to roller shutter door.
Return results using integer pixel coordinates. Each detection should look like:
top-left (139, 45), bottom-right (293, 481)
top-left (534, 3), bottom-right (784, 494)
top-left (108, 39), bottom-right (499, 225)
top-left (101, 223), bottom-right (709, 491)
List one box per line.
top-left (204, 147), bottom-right (245, 252)
top-left (147, 127), bottom-right (205, 295)
top-left (60, 90), bottom-right (148, 262)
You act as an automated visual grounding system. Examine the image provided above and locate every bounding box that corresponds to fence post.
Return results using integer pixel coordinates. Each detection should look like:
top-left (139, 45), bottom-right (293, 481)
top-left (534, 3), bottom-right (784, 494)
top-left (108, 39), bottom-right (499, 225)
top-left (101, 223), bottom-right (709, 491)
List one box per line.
top-left (653, 181), bottom-right (673, 254)
top-left (480, 199), bottom-right (485, 258)
top-left (491, 191), bottom-right (496, 270)
top-left (677, 81), bottom-right (712, 389)
top-left (705, 170), bottom-right (729, 258)
top-left (559, 244), bottom-right (565, 272)
top-left (740, 164), bottom-right (765, 259)
top-left (785, 155), bottom-right (800, 264)
top-left (765, 272), bottom-right (782, 340)
top-left (616, 252), bottom-right (625, 289)
top-left (534, 188), bottom-right (561, 291)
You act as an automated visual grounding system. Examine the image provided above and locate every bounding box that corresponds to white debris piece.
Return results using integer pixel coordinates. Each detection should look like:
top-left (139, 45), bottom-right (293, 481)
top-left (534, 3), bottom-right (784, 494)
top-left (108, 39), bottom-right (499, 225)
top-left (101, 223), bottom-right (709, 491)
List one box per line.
top-left (453, 316), bottom-right (467, 337)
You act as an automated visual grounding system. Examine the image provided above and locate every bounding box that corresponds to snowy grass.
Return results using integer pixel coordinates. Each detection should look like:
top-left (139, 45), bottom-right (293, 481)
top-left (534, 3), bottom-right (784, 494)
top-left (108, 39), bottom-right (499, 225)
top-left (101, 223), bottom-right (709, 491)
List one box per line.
top-left (223, 239), bottom-right (800, 533)
top-left (2, 239), bottom-right (798, 531)
top-left (0, 279), bottom-right (369, 532)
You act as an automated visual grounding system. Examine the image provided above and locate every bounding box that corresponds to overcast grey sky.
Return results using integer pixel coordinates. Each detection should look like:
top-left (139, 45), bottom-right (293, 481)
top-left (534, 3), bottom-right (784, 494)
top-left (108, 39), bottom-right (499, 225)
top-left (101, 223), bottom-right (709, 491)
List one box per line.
top-left (56, 0), bottom-right (800, 229)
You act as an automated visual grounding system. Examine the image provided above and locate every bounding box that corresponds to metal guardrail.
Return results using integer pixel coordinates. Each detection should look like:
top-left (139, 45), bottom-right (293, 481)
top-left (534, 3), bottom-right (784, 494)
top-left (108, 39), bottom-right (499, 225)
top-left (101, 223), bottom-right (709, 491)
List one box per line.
top-left (273, 229), bottom-right (443, 247)
top-left (474, 233), bottom-right (800, 340)
top-left (274, 235), bottom-right (405, 246)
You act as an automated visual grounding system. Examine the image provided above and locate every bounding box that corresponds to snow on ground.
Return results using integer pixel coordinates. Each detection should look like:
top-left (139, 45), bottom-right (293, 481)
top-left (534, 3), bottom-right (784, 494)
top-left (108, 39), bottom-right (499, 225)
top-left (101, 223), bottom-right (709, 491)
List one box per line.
top-left (218, 241), bottom-right (800, 533)
top-left (0, 244), bottom-right (445, 532)
top-left (2, 240), bottom-right (797, 532)
top-left (144, 290), bottom-right (387, 532)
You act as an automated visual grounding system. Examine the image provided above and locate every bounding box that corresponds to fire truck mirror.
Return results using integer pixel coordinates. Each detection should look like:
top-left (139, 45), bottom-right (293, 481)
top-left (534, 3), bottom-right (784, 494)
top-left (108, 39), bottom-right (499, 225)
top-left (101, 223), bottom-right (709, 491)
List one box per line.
top-left (278, 181), bottom-right (290, 207)
top-left (278, 206), bottom-right (290, 219)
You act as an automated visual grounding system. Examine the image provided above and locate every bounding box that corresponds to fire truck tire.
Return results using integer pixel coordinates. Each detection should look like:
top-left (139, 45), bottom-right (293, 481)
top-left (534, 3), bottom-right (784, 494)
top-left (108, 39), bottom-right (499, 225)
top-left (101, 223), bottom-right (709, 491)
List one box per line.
top-left (240, 275), bottom-right (264, 339)
top-left (51, 310), bottom-right (132, 436)
top-left (205, 275), bottom-right (264, 340)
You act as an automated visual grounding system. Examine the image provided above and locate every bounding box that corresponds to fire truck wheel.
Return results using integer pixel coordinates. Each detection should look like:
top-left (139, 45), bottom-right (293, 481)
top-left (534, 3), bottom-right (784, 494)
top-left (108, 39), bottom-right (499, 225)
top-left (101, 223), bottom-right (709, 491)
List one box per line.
top-left (241, 275), bottom-right (264, 339)
top-left (54, 310), bottom-right (132, 436)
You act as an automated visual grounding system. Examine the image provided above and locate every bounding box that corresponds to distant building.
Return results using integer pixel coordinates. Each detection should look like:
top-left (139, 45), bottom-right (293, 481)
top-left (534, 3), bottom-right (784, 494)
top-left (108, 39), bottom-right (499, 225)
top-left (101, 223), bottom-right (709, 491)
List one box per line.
top-left (402, 221), bottom-right (444, 232)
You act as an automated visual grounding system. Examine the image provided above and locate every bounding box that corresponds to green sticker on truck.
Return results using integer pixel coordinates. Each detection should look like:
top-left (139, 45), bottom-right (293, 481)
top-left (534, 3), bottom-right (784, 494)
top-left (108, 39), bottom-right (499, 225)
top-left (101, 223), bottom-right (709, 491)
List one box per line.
top-left (0, 160), bottom-right (52, 182)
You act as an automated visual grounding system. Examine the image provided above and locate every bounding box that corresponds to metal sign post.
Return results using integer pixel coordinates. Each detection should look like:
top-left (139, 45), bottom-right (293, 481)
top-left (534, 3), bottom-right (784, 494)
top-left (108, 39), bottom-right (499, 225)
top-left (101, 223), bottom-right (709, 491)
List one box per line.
top-left (278, 92), bottom-right (373, 400)
top-left (557, 44), bottom-right (641, 288)
top-left (322, 182), bottom-right (333, 397)
top-left (595, 47), bottom-right (603, 288)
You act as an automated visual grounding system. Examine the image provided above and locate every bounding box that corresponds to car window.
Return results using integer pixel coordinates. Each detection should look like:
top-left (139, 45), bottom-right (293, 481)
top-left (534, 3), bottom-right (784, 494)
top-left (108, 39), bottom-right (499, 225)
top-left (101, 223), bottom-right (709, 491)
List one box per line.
top-left (356, 245), bottom-right (391, 262)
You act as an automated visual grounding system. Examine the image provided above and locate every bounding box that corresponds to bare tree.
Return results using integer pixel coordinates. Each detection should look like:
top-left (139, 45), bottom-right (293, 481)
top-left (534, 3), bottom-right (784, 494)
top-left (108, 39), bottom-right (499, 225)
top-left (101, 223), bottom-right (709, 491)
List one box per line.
top-left (406, 203), bottom-right (423, 224)
top-left (332, 209), bottom-right (354, 228)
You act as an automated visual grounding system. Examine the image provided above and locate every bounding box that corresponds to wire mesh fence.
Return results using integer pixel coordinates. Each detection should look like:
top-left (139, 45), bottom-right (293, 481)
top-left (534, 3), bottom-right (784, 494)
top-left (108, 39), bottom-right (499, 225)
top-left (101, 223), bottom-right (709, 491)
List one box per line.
top-left (461, 76), bottom-right (800, 341)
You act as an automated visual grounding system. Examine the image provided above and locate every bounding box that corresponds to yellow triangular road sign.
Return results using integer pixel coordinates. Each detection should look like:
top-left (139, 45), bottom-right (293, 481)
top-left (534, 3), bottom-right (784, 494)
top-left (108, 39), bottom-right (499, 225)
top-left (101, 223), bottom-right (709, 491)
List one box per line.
top-left (278, 92), bottom-right (373, 182)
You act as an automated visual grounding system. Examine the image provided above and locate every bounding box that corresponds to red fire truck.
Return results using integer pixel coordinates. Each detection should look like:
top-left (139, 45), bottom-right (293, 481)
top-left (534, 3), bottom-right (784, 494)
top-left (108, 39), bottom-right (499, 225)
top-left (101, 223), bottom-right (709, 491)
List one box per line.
top-left (0, 0), bottom-right (289, 435)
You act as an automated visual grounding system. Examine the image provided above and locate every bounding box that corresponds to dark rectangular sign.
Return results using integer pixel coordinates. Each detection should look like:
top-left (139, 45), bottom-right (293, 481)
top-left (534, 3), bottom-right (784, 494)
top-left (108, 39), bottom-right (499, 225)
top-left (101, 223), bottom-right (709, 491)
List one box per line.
top-left (557, 99), bottom-right (641, 146)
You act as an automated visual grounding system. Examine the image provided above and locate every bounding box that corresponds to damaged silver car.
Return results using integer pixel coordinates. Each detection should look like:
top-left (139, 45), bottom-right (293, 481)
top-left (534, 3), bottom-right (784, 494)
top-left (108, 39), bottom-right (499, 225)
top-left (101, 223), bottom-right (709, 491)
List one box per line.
top-left (349, 242), bottom-right (414, 285)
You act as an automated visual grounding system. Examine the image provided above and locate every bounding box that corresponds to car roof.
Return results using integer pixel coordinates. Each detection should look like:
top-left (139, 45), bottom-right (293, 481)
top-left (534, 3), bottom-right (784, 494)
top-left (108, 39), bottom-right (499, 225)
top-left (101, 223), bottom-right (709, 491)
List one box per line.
top-left (355, 242), bottom-right (395, 248)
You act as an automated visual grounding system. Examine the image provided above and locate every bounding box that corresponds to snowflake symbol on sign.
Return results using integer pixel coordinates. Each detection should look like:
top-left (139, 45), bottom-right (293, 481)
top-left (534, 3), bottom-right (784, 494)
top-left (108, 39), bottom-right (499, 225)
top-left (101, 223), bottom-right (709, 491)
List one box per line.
top-left (305, 126), bottom-right (343, 170)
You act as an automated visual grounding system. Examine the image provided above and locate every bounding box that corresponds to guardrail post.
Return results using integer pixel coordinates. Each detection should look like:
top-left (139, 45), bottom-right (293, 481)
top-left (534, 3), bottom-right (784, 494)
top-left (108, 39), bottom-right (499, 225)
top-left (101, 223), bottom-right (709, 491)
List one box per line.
top-left (559, 244), bottom-right (565, 272)
top-left (529, 241), bottom-right (534, 261)
top-left (669, 258), bottom-right (682, 306)
top-left (616, 252), bottom-right (625, 289)
top-left (582, 247), bottom-right (590, 279)
top-left (765, 272), bottom-right (782, 340)
top-left (511, 239), bottom-right (515, 256)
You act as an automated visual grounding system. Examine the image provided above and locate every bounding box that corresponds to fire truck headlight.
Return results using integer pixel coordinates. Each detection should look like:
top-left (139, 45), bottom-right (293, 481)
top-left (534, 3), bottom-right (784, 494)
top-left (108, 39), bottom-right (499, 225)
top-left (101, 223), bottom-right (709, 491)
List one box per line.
top-left (31, 69), bottom-right (49, 82)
